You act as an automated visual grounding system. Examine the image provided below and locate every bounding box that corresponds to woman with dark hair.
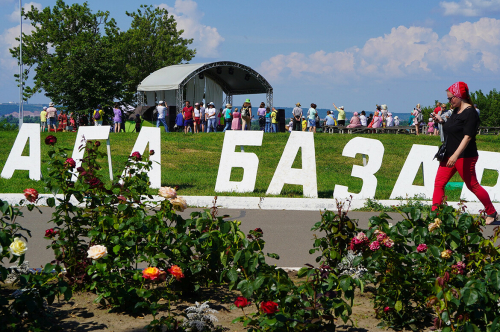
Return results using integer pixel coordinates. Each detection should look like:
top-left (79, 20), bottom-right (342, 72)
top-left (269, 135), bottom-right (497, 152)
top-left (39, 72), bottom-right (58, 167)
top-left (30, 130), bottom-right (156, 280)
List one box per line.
top-left (257, 102), bottom-right (266, 131)
top-left (432, 81), bottom-right (497, 224)
top-left (307, 103), bottom-right (317, 133)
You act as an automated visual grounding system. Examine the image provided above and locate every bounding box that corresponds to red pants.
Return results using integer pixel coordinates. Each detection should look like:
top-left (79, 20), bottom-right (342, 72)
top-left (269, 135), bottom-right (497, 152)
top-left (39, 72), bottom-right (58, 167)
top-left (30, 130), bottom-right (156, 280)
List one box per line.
top-left (432, 156), bottom-right (496, 215)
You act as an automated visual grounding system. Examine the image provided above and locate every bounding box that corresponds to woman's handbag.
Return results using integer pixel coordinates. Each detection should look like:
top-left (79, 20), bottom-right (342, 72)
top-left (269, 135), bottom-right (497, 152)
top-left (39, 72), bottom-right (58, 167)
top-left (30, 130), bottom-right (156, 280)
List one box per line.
top-left (434, 138), bottom-right (447, 162)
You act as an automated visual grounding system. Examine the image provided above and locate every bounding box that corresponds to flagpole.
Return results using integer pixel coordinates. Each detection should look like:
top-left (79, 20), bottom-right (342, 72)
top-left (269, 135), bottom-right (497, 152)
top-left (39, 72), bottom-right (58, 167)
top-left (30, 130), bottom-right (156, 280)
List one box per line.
top-left (19, 0), bottom-right (23, 128)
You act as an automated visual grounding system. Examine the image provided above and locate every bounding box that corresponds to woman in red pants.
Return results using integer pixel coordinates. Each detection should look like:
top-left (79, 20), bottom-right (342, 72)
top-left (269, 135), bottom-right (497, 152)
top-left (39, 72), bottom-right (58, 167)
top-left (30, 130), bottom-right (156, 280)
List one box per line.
top-left (432, 81), bottom-right (497, 224)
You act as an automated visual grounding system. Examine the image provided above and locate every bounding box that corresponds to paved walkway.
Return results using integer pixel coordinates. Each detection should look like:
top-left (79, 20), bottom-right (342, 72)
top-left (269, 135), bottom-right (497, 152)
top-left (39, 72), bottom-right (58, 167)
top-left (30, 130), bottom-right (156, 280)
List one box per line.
top-left (9, 207), bottom-right (497, 269)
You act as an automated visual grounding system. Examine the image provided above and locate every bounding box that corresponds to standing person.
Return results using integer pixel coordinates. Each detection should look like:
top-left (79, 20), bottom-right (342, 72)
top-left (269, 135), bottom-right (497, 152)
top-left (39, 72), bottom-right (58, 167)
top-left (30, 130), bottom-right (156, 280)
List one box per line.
top-left (135, 114), bottom-right (142, 133)
top-left (69, 111), bottom-right (76, 131)
top-left (241, 99), bottom-right (252, 130)
top-left (155, 101), bottom-right (169, 133)
top-left (264, 107), bottom-right (272, 132)
top-left (231, 107), bottom-right (242, 130)
top-left (433, 101), bottom-right (441, 135)
top-left (57, 111), bottom-right (66, 131)
top-left (120, 107), bottom-right (126, 132)
top-left (113, 103), bottom-right (122, 133)
top-left (360, 111), bottom-right (367, 126)
top-left (427, 117), bottom-right (435, 135)
top-left (257, 102), bottom-right (266, 131)
top-left (438, 103), bottom-right (450, 142)
top-left (40, 107), bottom-right (47, 132)
top-left (380, 104), bottom-right (388, 126)
top-left (394, 116), bottom-right (400, 126)
top-left (307, 103), bottom-right (317, 133)
top-left (93, 105), bottom-right (104, 126)
top-left (46, 102), bottom-right (58, 132)
top-left (193, 103), bottom-right (201, 133)
top-left (271, 107), bottom-right (278, 133)
top-left (199, 102), bottom-right (206, 132)
top-left (292, 103), bottom-right (303, 131)
top-left (474, 104), bottom-right (480, 116)
top-left (332, 102), bottom-right (346, 126)
top-left (206, 102), bottom-right (217, 132)
top-left (413, 104), bottom-right (422, 135)
top-left (223, 104), bottom-right (232, 132)
top-left (182, 101), bottom-right (194, 134)
top-left (175, 111), bottom-right (184, 132)
top-left (431, 81), bottom-right (497, 224)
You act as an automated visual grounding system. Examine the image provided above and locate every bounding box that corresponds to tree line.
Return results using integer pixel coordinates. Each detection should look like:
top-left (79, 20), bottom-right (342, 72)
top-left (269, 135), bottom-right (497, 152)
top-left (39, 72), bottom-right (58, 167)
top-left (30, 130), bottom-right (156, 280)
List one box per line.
top-left (11, 0), bottom-right (195, 115)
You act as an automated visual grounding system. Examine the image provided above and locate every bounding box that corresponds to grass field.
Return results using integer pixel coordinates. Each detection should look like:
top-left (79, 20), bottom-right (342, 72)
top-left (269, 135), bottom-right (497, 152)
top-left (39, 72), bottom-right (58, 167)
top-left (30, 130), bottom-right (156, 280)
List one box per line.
top-left (0, 131), bottom-right (498, 201)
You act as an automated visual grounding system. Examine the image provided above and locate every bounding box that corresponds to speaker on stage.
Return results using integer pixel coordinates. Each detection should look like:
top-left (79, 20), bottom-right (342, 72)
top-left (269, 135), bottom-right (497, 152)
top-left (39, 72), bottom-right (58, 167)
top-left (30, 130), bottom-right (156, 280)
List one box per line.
top-left (278, 108), bottom-right (286, 132)
top-left (168, 106), bottom-right (177, 131)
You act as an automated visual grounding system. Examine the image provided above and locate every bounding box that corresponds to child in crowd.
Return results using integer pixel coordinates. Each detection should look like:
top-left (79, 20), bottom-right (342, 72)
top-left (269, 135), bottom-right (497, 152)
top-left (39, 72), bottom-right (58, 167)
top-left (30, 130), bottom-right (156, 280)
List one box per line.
top-left (175, 111), bottom-right (184, 132)
top-left (265, 107), bottom-right (271, 132)
top-left (427, 117), bottom-right (435, 135)
top-left (271, 108), bottom-right (278, 132)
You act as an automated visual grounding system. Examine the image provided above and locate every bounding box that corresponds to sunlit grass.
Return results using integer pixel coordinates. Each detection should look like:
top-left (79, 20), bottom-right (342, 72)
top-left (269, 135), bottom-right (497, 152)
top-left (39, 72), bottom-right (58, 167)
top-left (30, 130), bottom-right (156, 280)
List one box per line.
top-left (0, 131), bottom-right (498, 201)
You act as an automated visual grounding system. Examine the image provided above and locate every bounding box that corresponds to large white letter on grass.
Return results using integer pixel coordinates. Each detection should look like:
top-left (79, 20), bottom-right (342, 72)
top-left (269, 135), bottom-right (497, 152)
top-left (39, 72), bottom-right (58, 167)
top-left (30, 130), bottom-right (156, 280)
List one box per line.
top-left (71, 126), bottom-right (112, 181)
top-left (1, 124), bottom-right (41, 180)
top-left (125, 127), bottom-right (161, 189)
top-left (215, 131), bottom-right (263, 193)
top-left (461, 150), bottom-right (500, 202)
top-left (333, 137), bottom-right (384, 199)
top-left (390, 144), bottom-right (439, 199)
top-left (266, 131), bottom-right (318, 198)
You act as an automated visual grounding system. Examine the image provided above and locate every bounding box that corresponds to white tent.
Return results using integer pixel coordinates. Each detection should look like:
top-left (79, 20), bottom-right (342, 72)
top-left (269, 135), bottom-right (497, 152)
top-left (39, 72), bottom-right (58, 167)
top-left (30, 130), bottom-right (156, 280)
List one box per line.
top-left (137, 61), bottom-right (273, 112)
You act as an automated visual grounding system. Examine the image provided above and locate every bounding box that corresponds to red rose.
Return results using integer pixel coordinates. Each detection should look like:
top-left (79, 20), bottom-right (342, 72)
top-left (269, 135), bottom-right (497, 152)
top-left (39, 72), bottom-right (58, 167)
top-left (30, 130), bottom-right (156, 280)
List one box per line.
top-left (234, 297), bottom-right (250, 308)
top-left (131, 151), bottom-right (142, 161)
top-left (87, 178), bottom-right (102, 188)
top-left (64, 158), bottom-right (76, 168)
top-left (95, 141), bottom-right (101, 147)
top-left (77, 167), bottom-right (85, 173)
top-left (149, 149), bottom-right (155, 156)
top-left (254, 228), bottom-right (263, 236)
top-left (45, 228), bottom-right (57, 238)
top-left (260, 301), bottom-right (278, 314)
top-left (45, 135), bottom-right (57, 145)
top-left (23, 188), bottom-right (39, 203)
top-left (384, 306), bottom-right (391, 312)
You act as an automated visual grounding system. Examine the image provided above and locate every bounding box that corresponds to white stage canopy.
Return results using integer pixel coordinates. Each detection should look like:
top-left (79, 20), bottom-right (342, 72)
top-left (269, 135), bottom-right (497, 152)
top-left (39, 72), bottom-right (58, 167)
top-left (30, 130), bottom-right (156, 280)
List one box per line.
top-left (137, 61), bottom-right (273, 112)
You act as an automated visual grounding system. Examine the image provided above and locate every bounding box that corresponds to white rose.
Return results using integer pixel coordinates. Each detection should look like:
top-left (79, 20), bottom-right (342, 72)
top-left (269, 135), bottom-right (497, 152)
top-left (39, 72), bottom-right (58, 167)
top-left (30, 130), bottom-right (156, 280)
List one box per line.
top-left (9, 237), bottom-right (28, 256)
top-left (159, 186), bottom-right (177, 199)
top-left (87, 245), bottom-right (108, 260)
top-left (170, 197), bottom-right (187, 212)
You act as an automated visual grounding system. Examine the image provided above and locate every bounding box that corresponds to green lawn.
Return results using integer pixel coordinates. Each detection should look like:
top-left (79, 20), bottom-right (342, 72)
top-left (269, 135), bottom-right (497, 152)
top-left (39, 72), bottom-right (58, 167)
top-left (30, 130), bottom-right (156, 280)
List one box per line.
top-left (0, 131), bottom-right (498, 201)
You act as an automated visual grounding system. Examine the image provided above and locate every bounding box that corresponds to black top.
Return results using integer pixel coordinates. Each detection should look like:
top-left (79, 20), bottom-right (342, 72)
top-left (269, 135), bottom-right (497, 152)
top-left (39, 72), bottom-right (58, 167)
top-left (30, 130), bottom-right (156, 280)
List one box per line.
top-left (442, 106), bottom-right (479, 158)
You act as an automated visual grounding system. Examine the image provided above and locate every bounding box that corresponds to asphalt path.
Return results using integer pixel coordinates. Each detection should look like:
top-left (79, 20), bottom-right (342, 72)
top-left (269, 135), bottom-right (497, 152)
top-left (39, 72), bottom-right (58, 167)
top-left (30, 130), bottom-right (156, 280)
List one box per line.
top-left (8, 207), bottom-right (498, 270)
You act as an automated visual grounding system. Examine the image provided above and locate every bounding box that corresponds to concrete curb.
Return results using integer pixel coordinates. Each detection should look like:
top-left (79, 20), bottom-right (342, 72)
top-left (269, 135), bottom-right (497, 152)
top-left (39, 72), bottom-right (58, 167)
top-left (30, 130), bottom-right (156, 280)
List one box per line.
top-left (1, 194), bottom-right (497, 214)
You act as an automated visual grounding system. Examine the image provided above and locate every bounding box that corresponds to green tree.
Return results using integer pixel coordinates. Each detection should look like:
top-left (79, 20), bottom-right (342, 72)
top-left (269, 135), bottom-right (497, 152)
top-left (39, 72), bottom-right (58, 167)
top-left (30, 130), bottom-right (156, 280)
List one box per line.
top-left (471, 89), bottom-right (500, 126)
top-left (118, 5), bottom-right (195, 103)
top-left (11, 1), bottom-right (196, 113)
top-left (10, 0), bottom-right (123, 114)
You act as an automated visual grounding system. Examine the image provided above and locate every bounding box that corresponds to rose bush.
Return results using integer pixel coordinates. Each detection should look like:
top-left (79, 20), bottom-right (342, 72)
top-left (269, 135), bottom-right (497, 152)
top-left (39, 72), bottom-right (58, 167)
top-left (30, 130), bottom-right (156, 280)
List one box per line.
top-left (354, 204), bottom-right (500, 331)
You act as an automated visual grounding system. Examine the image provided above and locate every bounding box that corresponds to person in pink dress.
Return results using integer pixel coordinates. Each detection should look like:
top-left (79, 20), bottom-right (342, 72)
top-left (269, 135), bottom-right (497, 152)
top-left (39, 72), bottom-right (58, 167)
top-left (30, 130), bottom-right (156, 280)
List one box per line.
top-left (347, 112), bottom-right (362, 128)
top-left (231, 108), bottom-right (242, 130)
top-left (372, 111), bottom-right (382, 128)
top-left (427, 118), bottom-right (435, 135)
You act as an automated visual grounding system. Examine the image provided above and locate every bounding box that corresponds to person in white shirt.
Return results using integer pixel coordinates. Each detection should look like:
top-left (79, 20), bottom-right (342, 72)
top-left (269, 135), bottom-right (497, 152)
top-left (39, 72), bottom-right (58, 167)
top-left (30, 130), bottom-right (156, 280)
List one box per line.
top-left (206, 102), bottom-right (217, 132)
top-left (156, 101), bottom-right (169, 132)
top-left (359, 111), bottom-right (367, 126)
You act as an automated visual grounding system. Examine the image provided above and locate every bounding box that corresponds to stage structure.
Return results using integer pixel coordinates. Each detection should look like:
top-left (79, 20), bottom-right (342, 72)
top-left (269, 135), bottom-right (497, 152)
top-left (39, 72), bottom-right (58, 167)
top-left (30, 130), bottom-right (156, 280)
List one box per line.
top-left (137, 61), bottom-right (273, 112)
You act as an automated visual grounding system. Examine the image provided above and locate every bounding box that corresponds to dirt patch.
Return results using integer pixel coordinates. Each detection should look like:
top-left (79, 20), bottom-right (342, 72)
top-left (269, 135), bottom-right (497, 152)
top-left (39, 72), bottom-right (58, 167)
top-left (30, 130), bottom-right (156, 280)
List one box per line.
top-left (11, 273), bottom-right (427, 331)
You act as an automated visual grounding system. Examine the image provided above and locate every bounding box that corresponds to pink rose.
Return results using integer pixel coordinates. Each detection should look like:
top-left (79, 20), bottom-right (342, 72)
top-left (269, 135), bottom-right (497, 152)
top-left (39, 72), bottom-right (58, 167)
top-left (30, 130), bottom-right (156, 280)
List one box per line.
top-left (158, 186), bottom-right (177, 199)
top-left (369, 241), bottom-right (380, 251)
top-left (64, 158), bottom-right (76, 168)
top-left (384, 306), bottom-right (391, 312)
top-left (23, 188), bottom-right (39, 203)
top-left (131, 151), bottom-right (142, 161)
top-left (417, 244), bottom-right (428, 253)
top-left (383, 238), bottom-right (394, 248)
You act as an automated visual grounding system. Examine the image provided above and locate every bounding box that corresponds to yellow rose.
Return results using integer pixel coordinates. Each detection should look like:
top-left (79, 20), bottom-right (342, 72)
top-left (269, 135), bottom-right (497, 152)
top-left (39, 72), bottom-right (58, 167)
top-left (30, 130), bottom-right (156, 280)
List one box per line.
top-left (441, 249), bottom-right (452, 259)
top-left (428, 222), bottom-right (439, 232)
top-left (87, 245), bottom-right (108, 260)
top-left (434, 218), bottom-right (442, 226)
top-left (170, 197), bottom-right (187, 212)
top-left (158, 186), bottom-right (177, 199)
top-left (9, 237), bottom-right (28, 256)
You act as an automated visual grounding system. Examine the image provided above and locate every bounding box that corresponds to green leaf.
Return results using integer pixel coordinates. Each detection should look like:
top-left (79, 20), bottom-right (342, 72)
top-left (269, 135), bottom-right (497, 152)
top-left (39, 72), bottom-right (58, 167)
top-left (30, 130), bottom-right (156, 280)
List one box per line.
top-left (462, 288), bottom-right (479, 306)
top-left (227, 268), bottom-right (238, 282)
top-left (220, 222), bottom-right (230, 234)
top-left (395, 300), bottom-right (402, 312)
top-left (113, 245), bottom-right (121, 254)
top-left (429, 245), bottom-right (440, 258)
top-left (491, 271), bottom-right (500, 290)
top-left (43, 263), bottom-right (55, 274)
top-left (238, 279), bottom-right (254, 298)
top-left (47, 197), bottom-right (55, 207)
top-left (253, 276), bottom-right (265, 290)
